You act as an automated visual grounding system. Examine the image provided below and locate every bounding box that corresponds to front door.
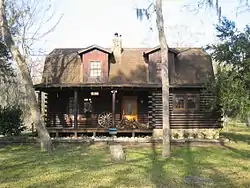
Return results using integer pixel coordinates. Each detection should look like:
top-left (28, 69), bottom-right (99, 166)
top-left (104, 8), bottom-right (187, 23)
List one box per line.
top-left (122, 96), bottom-right (138, 120)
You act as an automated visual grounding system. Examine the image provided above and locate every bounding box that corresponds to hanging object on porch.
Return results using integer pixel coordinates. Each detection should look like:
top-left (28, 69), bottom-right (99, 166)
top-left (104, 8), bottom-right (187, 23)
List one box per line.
top-left (98, 112), bottom-right (113, 128)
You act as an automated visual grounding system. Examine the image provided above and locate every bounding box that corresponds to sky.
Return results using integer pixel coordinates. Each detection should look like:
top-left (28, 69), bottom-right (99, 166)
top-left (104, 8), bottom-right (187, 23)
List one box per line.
top-left (34, 0), bottom-right (250, 54)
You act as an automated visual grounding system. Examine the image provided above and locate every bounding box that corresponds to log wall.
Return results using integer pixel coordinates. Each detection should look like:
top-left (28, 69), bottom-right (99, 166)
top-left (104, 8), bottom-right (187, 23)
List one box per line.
top-left (151, 88), bottom-right (222, 129)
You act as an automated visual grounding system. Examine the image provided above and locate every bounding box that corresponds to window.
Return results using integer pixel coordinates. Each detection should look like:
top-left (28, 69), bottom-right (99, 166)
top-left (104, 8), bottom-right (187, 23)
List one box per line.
top-left (175, 97), bottom-right (185, 109)
top-left (187, 97), bottom-right (196, 109)
top-left (174, 94), bottom-right (199, 111)
top-left (89, 61), bottom-right (101, 77)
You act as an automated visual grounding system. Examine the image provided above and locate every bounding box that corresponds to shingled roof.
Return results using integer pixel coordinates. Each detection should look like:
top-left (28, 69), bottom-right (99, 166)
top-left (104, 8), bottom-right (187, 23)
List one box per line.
top-left (171, 48), bottom-right (214, 85)
top-left (109, 48), bottom-right (150, 84)
top-left (39, 46), bottom-right (214, 87)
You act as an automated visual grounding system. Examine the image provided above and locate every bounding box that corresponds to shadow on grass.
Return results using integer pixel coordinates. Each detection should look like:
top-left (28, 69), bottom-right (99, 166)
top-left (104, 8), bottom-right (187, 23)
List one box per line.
top-left (1, 141), bottom-right (249, 187)
top-left (220, 142), bottom-right (250, 159)
top-left (0, 143), bottom-right (111, 187)
top-left (119, 143), bottom-right (244, 188)
top-left (205, 163), bottom-right (238, 188)
top-left (183, 142), bottom-right (202, 187)
top-left (176, 143), bottom-right (239, 188)
top-left (147, 142), bottom-right (171, 188)
top-left (221, 132), bottom-right (250, 143)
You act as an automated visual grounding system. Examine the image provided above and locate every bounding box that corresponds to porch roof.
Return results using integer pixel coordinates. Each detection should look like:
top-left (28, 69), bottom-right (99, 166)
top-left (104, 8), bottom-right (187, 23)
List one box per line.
top-left (34, 83), bottom-right (161, 91)
top-left (34, 83), bottom-right (204, 91)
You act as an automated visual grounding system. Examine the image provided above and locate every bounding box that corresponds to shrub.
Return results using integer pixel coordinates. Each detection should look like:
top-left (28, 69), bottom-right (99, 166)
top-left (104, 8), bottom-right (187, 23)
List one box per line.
top-left (0, 105), bottom-right (25, 136)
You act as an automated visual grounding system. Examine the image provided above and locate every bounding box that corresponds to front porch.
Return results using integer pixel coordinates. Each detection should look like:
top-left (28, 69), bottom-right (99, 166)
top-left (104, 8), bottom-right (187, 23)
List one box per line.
top-left (36, 84), bottom-right (159, 137)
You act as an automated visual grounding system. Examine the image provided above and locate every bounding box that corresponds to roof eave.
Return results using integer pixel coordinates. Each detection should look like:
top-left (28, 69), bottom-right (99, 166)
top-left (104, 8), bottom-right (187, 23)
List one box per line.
top-left (34, 83), bottom-right (206, 90)
top-left (77, 44), bottom-right (112, 55)
top-left (144, 45), bottom-right (160, 55)
top-left (143, 45), bottom-right (179, 55)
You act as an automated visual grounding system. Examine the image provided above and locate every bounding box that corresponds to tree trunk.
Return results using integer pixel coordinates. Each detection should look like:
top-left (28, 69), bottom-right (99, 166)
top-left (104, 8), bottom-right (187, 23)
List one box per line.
top-left (155, 0), bottom-right (170, 157)
top-left (0, 0), bottom-right (51, 152)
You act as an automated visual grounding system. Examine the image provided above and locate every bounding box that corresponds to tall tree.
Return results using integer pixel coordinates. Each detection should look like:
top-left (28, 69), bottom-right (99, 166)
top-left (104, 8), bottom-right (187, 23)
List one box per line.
top-left (0, 0), bottom-right (51, 151)
top-left (207, 17), bottom-right (250, 120)
top-left (137, 0), bottom-right (170, 157)
top-left (155, 0), bottom-right (170, 157)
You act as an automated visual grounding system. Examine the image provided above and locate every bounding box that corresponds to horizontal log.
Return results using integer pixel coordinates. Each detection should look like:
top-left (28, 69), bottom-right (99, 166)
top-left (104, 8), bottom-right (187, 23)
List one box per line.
top-left (170, 114), bottom-right (220, 117)
top-left (170, 119), bottom-right (220, 122)
top-left (153, 109), bottom-right (163, 112)
top-left (154, 103), bottom-right (163, 106)
top-left (153, 98), bottom-right (163, 100)
top-left (153, 125), bottom-right (223, 129)
top-left (155, 126), bottom-right (162, 129)
top-left (154, 123), bottom-right (163, 126)
top-left (170, 123), bottom-right (221, 126)
top-left (170, 125), bottom-right (222, 129)
top-left (170, 122), bottom-right (221, 125)
top-left (170, 112), bottom-right (221, 116)
top-left (153, 92), bottom-right (162, 94)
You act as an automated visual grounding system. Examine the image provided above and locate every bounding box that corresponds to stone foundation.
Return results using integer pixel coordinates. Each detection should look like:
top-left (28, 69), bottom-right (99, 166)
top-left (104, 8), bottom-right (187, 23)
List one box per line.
top-left (152, 129), bottom-right (163, 138)
top-left (153, 128), bottom-right (221, 139)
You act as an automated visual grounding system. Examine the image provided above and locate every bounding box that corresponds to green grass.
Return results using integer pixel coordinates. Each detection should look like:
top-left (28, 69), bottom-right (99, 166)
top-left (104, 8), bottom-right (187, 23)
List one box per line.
top-left (1, 126), bottom-right (250, 188)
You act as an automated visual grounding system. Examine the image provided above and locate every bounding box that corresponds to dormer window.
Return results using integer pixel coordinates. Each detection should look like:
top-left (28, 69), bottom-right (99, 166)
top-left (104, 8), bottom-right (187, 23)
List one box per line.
top-left (89, 61), bottom-right (101, 77)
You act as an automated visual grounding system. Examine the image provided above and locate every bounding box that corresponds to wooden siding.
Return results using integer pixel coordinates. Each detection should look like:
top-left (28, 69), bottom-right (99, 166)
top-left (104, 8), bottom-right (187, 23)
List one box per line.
top-left (151, 88), bottom-right (222, 129)
top-left (81, 49), bottom-right (109, 82)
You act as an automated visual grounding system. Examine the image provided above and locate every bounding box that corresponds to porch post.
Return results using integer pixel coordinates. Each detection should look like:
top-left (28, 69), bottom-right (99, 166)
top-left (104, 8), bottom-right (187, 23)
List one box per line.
top-left (38, 91), bottom-right (42, 113)
top-left (73, 89), bottom-right (78, 129)
top-left (111, 90), bottom-right (117, 127)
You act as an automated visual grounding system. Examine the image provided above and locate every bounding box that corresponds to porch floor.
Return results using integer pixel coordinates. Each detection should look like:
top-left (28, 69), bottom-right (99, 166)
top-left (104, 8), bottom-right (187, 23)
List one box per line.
top-left (47, 127), bottom-right (153, 138)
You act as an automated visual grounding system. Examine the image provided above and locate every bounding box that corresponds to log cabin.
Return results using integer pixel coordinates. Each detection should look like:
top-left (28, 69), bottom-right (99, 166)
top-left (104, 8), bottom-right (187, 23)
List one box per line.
top-left (34, 33), bottom-right (222, 138)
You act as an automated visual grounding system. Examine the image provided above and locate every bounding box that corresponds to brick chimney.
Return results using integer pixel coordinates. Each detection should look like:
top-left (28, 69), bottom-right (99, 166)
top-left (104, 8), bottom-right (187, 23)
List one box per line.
top-left (112, 33), bottom-right (122, 63)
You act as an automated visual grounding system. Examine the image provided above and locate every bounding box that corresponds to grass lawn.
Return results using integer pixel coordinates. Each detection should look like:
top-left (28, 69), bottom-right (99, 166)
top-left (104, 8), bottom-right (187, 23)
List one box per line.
top-left (0, 126), bottom-right (250, 188)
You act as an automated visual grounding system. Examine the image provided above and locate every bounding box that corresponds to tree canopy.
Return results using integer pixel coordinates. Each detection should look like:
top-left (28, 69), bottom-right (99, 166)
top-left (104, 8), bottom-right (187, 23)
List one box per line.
top-left (0, 43), bottom-right (13, 81)
top-left (207, 17), bottom-right (250, 119)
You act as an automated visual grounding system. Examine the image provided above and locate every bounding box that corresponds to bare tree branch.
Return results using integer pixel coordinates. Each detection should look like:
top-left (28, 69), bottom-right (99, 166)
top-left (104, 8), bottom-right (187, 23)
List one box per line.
top-left (184, 0), bottom-right (249, 22)
top-left (0, 0), bottom-right (53, 151)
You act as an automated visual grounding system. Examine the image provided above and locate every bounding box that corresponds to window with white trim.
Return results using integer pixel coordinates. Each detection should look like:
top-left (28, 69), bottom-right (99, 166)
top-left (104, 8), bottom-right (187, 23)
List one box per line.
top-left (89, 61), bottom-right (101, 77)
